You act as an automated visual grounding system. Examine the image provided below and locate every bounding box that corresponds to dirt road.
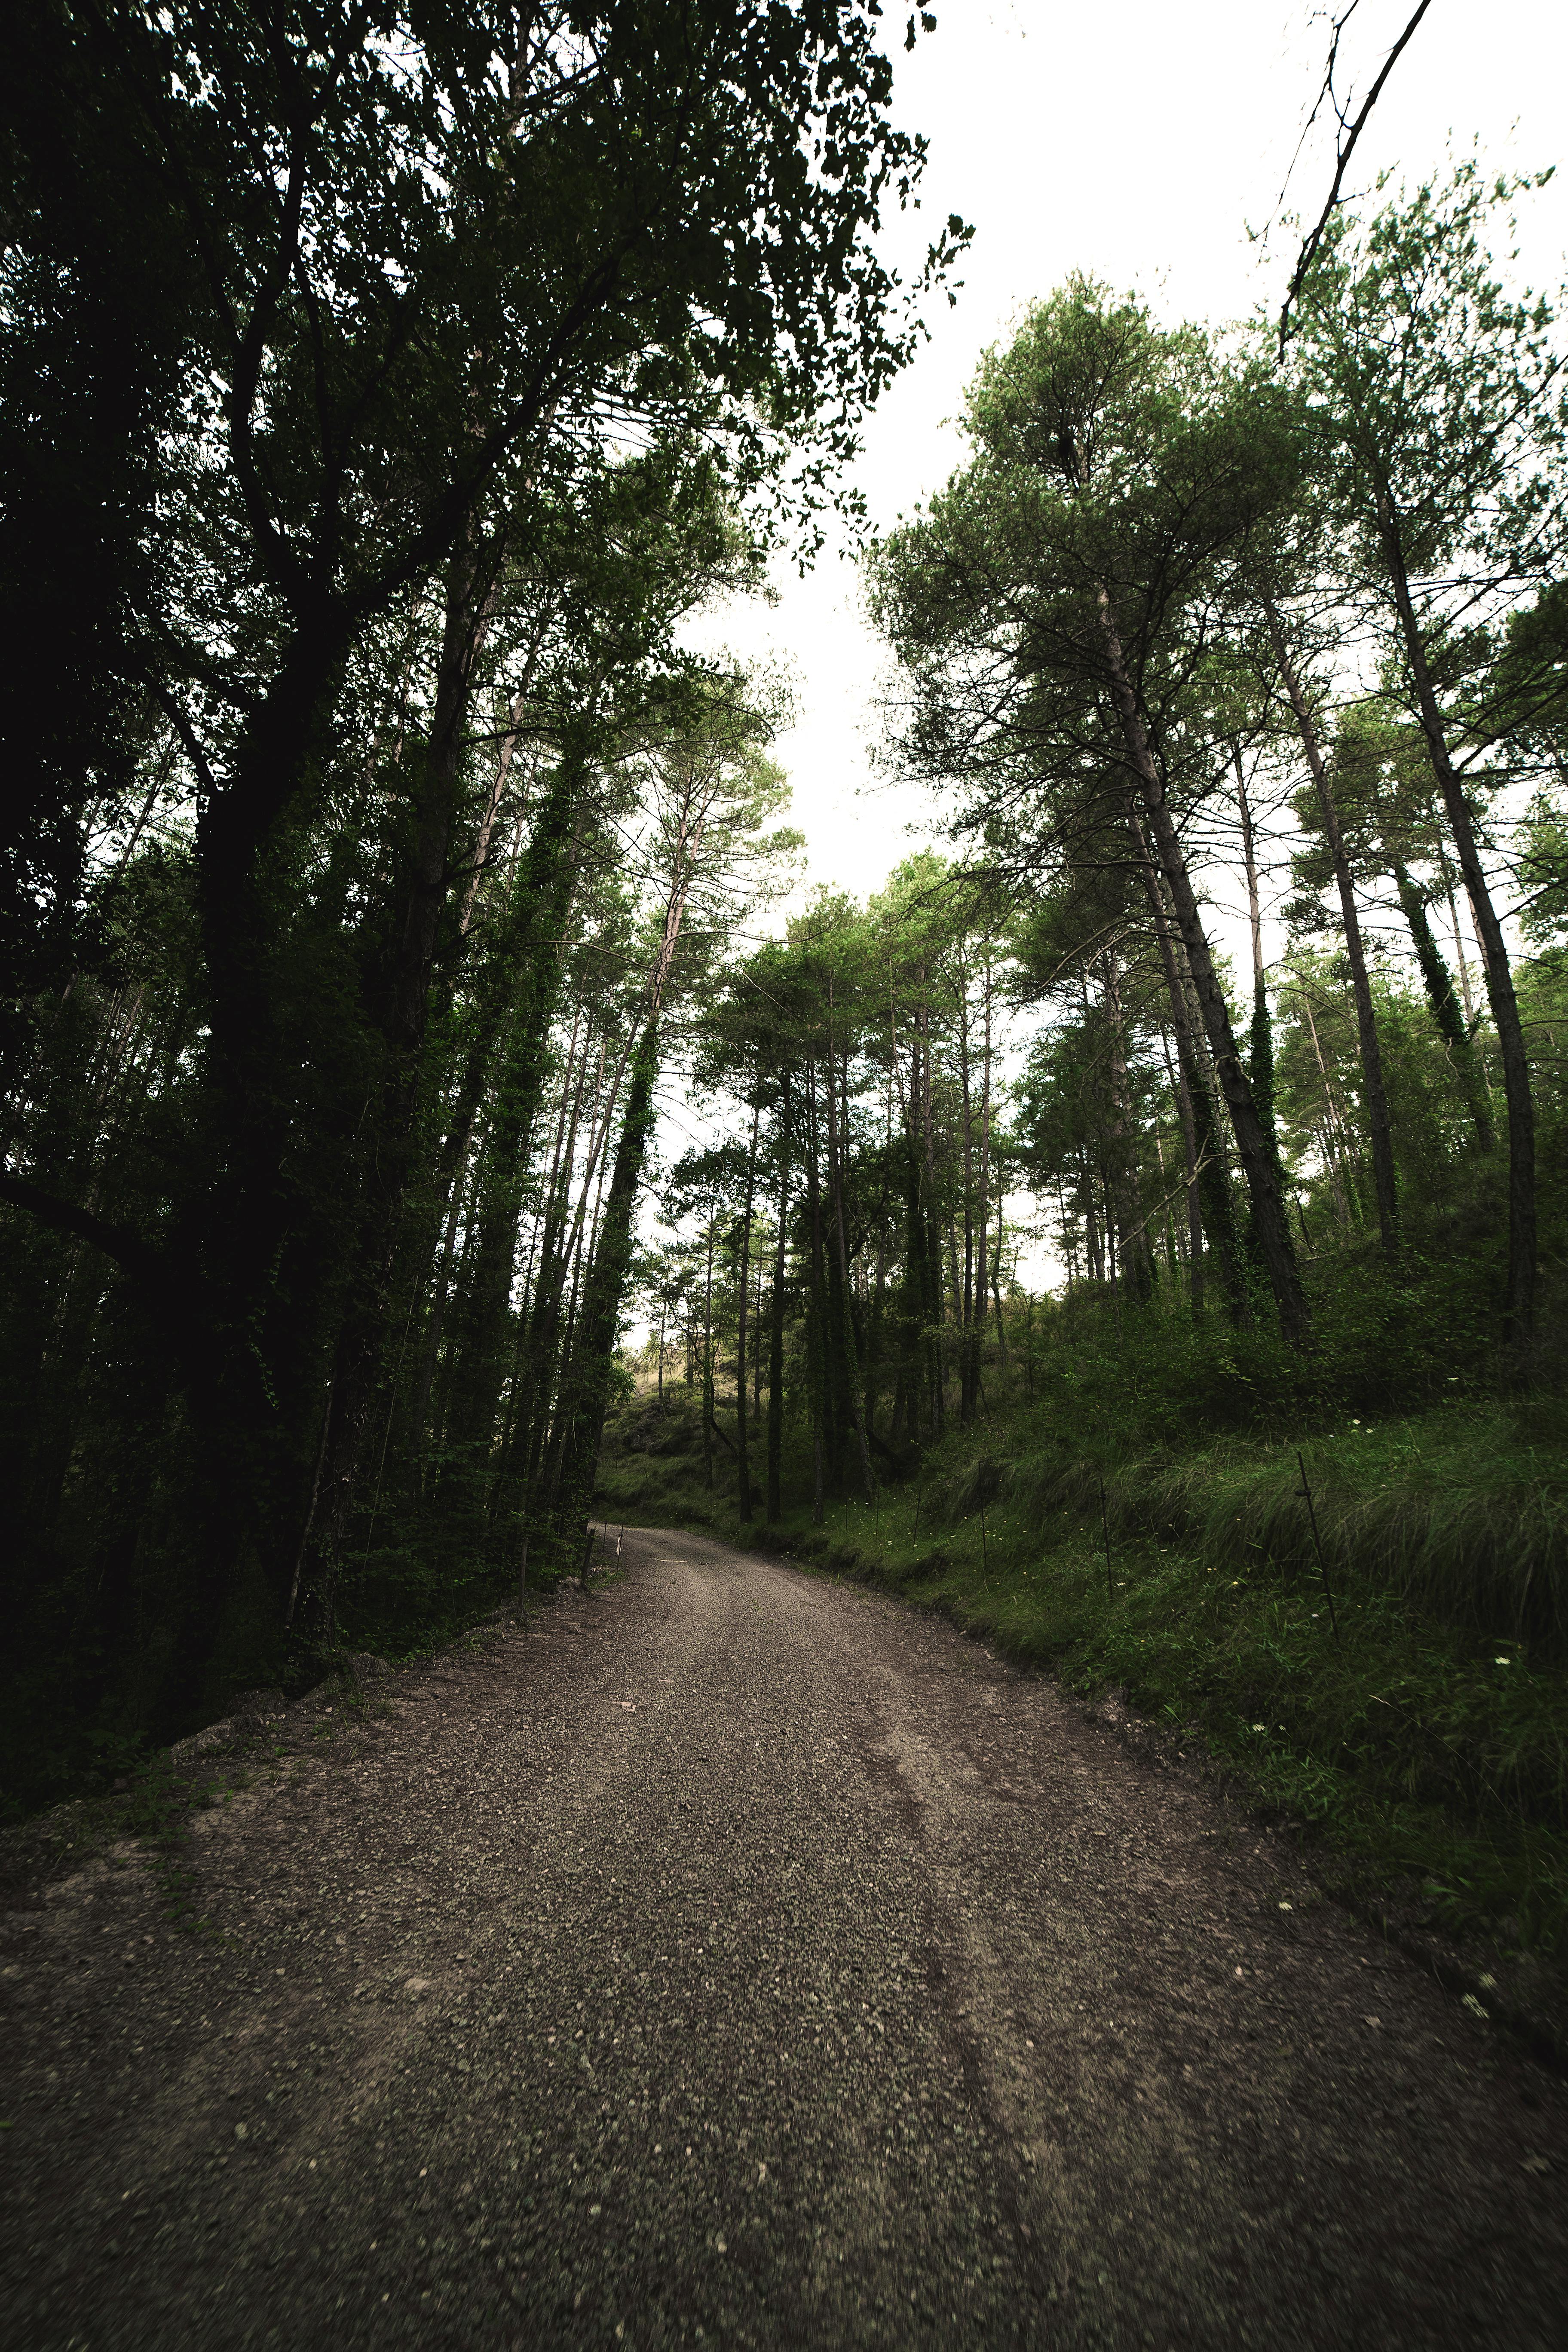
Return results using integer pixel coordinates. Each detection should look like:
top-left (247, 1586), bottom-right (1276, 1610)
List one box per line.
top-left (4, 1526), bottom-right (1566, 2349)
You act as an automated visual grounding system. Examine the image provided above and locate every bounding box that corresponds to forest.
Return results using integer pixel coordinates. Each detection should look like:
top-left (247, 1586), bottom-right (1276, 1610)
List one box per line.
top-left (3, 1), bottom-right (1568, 1959)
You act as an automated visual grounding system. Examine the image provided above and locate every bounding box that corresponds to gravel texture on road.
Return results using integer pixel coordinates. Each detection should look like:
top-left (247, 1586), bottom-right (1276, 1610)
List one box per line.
top-left (3, 1525), bottom-right (1567, 2351)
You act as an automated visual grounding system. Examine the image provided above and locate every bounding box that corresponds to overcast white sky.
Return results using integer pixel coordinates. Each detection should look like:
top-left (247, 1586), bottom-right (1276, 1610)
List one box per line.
top-left (686, 0), bottom-right (1568, 940)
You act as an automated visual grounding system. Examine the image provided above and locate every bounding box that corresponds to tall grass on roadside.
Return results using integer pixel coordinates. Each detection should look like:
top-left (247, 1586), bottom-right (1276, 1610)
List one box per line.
top-left (985, 1402), bottom-right (1568, 1653)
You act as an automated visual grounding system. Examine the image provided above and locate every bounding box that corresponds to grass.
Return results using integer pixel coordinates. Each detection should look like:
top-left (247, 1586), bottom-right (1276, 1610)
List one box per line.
top-left (593, 1384), bottom-right (1568, 1969)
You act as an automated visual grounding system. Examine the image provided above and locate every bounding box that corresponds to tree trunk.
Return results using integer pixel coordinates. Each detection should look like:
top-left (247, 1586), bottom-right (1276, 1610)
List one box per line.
top-left (977, 959), bottom-right (995, 1359)
top-left (551, 1023), bottom-right (662, 1526)
top-left (438, 742), bottom-right (588, 1468)
top-left (1378, 492), bottom-right (1534, 1348)
top-left (1158, 1022), bottom-right (1204, 1311)
top-left (1392, 859), bottom-right (1494, 1150)
top-left (916, 989), bottom-right (945, 1437)
top-left (1102, 944), bottom-right (1152, 1301)
top-left (957, 955), bottom-right (977, 1421)
top-left (806, 1067), bottom-right (830, 1517)
top-left (766, 1080), bottom-right (791, 1524)
top-left (303, 526), bottom-right (511, 1631)
top-left (1125, 798), bottom-right (1225, 1311)
top-left (735, 1102), bottom-right (759, 1520)
top-left (1296, 987), bottom-right (1357, 1229)
top-left (1235, 745), bottom-right (1283, 1170)
top-left (701, 1219), bottom-right (716, 1491)
top-left (1268, 613), bottom-right (1400, 1257)
top-left (822, 1008), bottom-right (875, 1502)
top-left (1097, 588), bottom-right (1306, 1340)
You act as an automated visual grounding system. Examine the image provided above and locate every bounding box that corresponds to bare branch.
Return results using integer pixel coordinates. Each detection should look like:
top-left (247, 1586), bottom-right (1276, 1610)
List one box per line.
top-left (1279, 0), bottom-right (1434, 354)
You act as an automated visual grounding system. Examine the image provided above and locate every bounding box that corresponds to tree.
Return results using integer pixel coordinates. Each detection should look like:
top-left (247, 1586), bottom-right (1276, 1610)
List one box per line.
top-left (547, 697), bottom-right (799, 1528)
top-left (869, 280), bottom-right (1309, 1339)
top-left (0, 0), bottom-right (963, 1714)
top-left (1290, 164), bottom-right (1568, 1351)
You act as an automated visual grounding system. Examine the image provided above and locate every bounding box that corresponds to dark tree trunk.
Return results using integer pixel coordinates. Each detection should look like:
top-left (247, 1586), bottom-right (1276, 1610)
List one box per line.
top-left (436, 742), bottom-right (585, 1469)
top-left (303, 526), bottom-right (509, 1631)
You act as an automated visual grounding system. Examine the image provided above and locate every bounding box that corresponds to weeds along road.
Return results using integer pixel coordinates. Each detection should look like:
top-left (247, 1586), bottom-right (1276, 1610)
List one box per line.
top-left (5, 1527), bottom-right (1568, 2352)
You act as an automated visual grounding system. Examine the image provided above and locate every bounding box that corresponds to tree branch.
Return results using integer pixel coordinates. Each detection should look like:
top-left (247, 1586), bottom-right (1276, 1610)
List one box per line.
top-left (0, 1174), bottom-right (208, 1381)
top-left (1279, 0), bottom-right (1434, 353)
top-left (0, 1172), bottom-right (167, 1289)
top-left (143, 678), bottom-right (219, 803)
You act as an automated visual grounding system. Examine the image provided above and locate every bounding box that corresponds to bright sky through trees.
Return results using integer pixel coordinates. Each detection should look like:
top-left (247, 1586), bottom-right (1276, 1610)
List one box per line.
top-left (686, 0), bottom-right (1568, 942)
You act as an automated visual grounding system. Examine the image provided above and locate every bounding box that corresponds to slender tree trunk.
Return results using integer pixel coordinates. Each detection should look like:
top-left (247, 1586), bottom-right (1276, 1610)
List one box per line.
top-left (1126, 799), bottom-right (1223, 1310)
top-left (1083, 1161), bottom-right (1104, 1285)
top-left (735, 1102), bottom-right (759, 1520)
top-left (1297, 989), bottom-right (1356, 1228)
top-left (701, 1219), bottom-right (716, 1491)
top-left (977, 960), bottom-right (994, 1357)
top-left (766, 1080), bottom-right (791, 1524)
top-left (551, 1022), bottom-right (662, 1526)
top-left (1392, 859), bottom-right (1494, 1150)
top-left (805, 1066), bottom-right (832, 1515)
top-left (304, 527), bottom-right (514, 1630)
top-left (956, 956), bottom-right (977, 1421)
top-left (410, 1121), bottom-right (477, 1481)
top-left (1102, 944), bottom-right (1152, 1300)
top-left (1438, 844), bottom-right (1477, 1027)
top-left (1158, 1023), bottom-right (1204, 1310)
top-left (823, 999), bottom-right (875, 1501)
top-left (1378, 494), bottom-right (1534, 1347)
top-left (1267, 613), bottom-right (1400, 1256)
top-left (1234, 744), bottom-right (1283, 1173)
top-left (439, 742), bottom-right (589, 1462)
top-left (916, 989), bottom-right (945, 1437)
top-left (1097, 589), bottom-right (1306, 1339)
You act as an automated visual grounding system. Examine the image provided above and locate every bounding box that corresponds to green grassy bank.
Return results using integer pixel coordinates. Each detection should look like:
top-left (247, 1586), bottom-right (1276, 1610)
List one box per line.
top-left (594, 1379), bottom-right (1568, 1973)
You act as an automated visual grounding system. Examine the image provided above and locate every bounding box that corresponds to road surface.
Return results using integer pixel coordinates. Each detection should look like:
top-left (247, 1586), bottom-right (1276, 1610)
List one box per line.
top-left (4, 1525), bottom-right (1566, 2349)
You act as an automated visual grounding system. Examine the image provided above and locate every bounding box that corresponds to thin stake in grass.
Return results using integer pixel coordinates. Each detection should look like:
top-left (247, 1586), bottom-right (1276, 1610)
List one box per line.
top-left (979, 1494), bottom-right (989, 1576)
top-left (1099, 1476), bottom-right (1114, 1603)
top-left (1295, 1450), bottom-right (1340, 1639)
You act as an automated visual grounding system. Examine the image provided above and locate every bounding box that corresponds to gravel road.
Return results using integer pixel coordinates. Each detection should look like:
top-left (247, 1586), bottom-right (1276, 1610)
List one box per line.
top-left (4, 1525), bottom-right (1567, 2351)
